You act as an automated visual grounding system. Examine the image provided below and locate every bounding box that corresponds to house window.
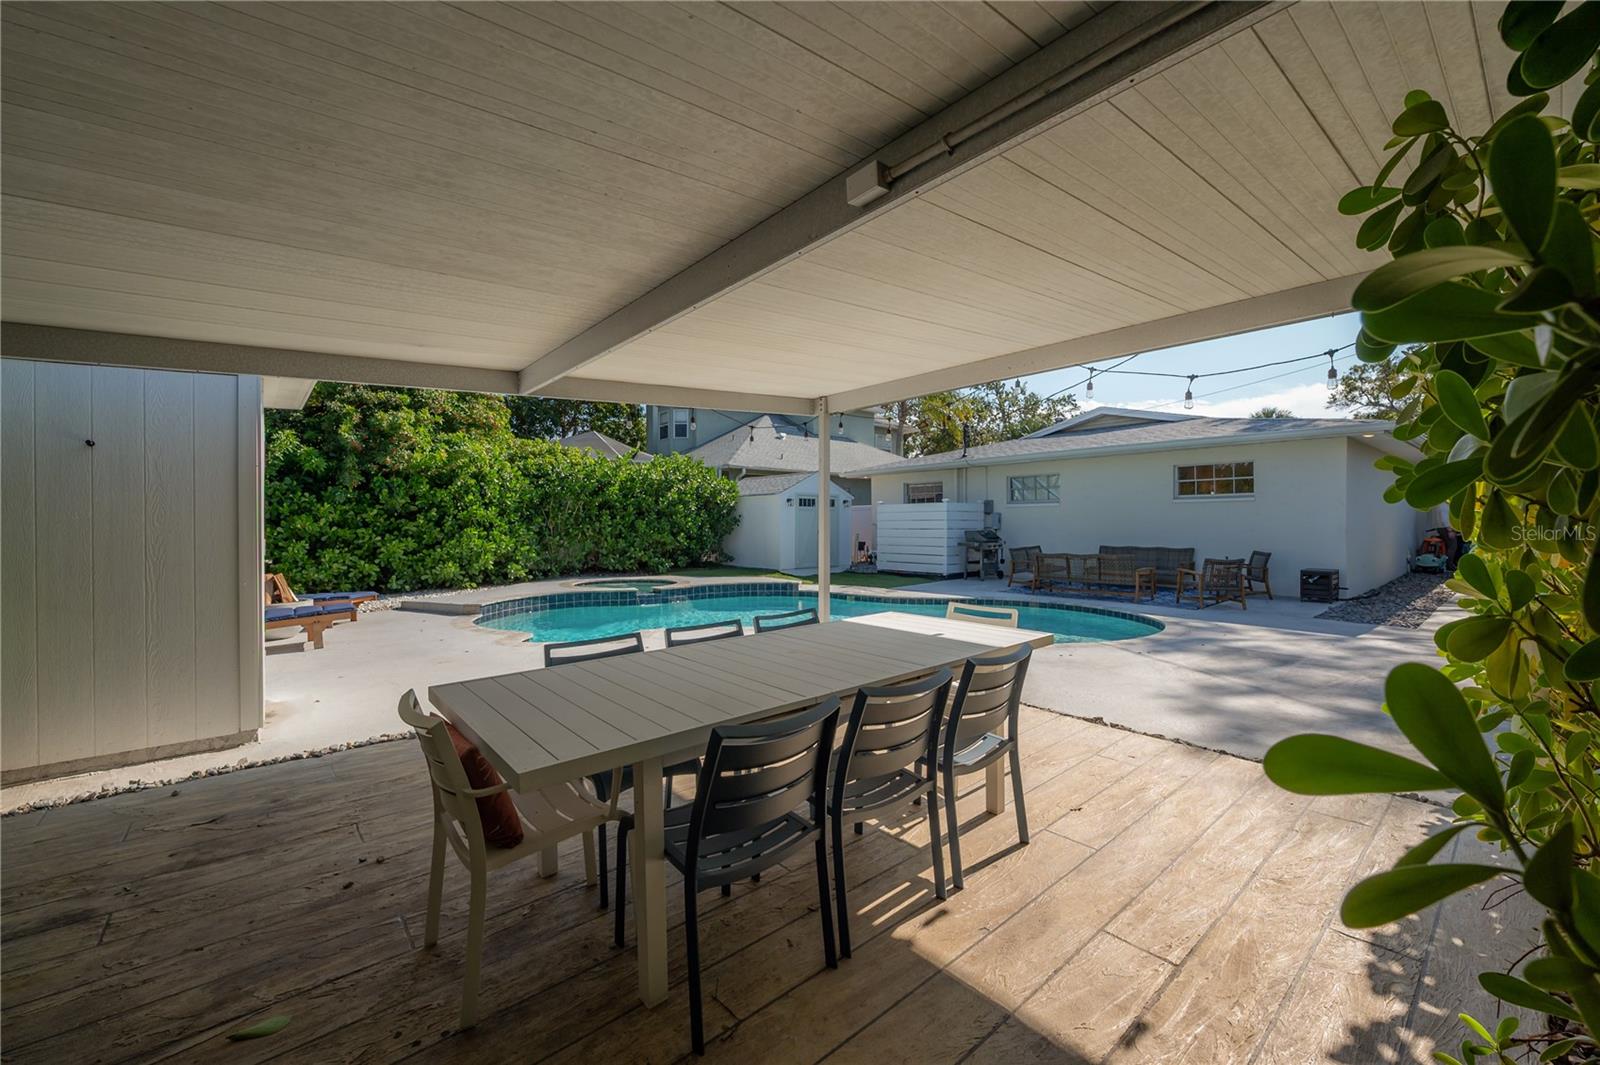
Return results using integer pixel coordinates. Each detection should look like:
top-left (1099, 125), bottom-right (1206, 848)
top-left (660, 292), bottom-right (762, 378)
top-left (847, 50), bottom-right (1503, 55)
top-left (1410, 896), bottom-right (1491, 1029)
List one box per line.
top-left (673, 409), bottom-right (689, 438)
top-left (658, 409), bottom-right (669, 440)
top-left (1175, 461), bottom-right (1255, 498)
top-left (1007, 473), bottom-right (1060, 504)
top-left (904, 482), bottom-right (943, 504)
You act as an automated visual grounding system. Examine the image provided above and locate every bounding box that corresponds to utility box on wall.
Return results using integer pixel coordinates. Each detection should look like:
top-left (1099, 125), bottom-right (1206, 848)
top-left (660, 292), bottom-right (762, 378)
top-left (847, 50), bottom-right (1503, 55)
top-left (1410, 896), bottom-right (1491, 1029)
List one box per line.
top-left (1, 359), bottom-right (264, 783)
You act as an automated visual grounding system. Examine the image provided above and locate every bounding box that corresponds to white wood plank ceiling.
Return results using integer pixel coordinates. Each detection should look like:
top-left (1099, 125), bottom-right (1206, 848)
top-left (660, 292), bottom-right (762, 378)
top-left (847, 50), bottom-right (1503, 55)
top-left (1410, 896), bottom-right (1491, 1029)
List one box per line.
top-left (0, 2), bottom-right (1553, 404)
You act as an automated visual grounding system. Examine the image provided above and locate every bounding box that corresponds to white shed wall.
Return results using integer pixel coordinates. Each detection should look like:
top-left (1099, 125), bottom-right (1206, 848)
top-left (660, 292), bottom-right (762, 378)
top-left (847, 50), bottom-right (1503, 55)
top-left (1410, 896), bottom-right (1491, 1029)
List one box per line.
top-left (870, 436), bottom-right (1410, 596)
top-left (724, 494), bottom-right (781, 571)
top-left (724, 475), bottom-right (851, 574)
top-left (1, 359), bottom-right (264, 782)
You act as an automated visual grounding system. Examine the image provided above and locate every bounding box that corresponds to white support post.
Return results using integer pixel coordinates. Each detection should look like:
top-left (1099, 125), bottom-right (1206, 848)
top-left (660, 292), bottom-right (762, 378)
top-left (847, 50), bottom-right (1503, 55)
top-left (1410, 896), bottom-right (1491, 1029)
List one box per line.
top-left (817, 397), bottom-right (831, 622)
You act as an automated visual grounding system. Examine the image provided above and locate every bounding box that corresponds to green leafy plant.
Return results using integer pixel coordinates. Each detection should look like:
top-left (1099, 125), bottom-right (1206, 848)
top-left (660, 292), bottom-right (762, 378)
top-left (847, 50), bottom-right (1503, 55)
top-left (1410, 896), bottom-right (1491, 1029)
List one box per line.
top-left (1263, 5), bottom-right (1600, 1061)
top-left (266, 385), bottom-right (739, 593)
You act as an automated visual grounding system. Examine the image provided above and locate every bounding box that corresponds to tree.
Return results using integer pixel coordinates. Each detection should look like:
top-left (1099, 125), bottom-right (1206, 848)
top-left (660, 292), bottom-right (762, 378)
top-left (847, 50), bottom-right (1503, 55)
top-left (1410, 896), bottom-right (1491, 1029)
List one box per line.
top-left (1263, 12), bottom-right (1600, 1060)
top-left (1248, 405), bottom-right (1295, 418)
top-left (899, 380), bottom-right (1078, 456)
top-left (1326, 353), bottom-right (1411, 420)
top-left (502, 396), bottom-right (646, 449)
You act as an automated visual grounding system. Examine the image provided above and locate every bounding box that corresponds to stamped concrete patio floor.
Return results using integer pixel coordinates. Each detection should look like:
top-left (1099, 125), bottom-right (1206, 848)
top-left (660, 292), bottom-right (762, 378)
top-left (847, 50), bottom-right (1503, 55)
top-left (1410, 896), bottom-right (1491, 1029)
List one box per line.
top-left (2, 706), bottom-right (1534, 1065)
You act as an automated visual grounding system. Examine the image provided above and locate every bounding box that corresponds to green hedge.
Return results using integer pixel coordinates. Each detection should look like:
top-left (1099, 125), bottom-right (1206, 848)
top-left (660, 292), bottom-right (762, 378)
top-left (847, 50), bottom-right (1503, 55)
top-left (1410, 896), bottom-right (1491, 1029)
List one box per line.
top-left (266, 385), bottom-right (740, 593)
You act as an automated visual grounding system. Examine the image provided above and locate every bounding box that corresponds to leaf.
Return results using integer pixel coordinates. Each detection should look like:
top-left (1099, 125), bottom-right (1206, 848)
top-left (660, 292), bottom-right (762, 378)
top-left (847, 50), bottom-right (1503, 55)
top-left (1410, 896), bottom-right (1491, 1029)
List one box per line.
top-left (1585, 534), bottom-right (1600, 631)
top-left (1357, 200), bottom-right (1405, 251)
top-left (1555, 405), bottom-right (1600, 467)
top-left (1434, 370), bottom-right (1492, 440)
top-left (1263, 734), bottom-right (1450, 794)
top-left (1406, 458), bottom-right (1485, 509)
top-left (1504, 569), bottom-right (1536, 609)
top-left (1557, 163), bottom-right (1600, 189)
top-left (1456, 553), bottom-right (1496, 597)
top-left (1479, 971), bottom-right (1583, 1022)
top-left (1493, 1015), bottom-right (1519, 1044)
top-left (1569, 639), bottom-right (1600, 681)
top-left (1404, 88), bottom-right (1434, 109)
top-left (1575, 79), bottom-right (1600, 142)
top-left (1574, 869), bottom-right (1600, 956)
top-left (227, 1016), bottom-right (292, 1041)
top-left (1445, 615), bottom-right (1513, 660)
top-left (1542, 1038), bottom-right (1581, 1061)
top-left (1363, 282), bottom-right (1537, 344)
top-left (1507, 748), bottom-right (1536, 788)
top-left (1469, 332), bottom-right (1543, 369)
top-left (1541, 200), bottom-right (1598, 297)
top-left (1485, 92), bottom-right (1554, 142)
top-left (1501, 0), bottom-right (1564, 49)
top-left (1393, 99), bottom-right (1451, 136)
top-left (1356, 329), bottom-right (1397, 364)
top-left (1520, 1), bottom-right (1600, 88)
top-left (1504, 372), bottom-right (1561, 424)
top-left (1385, 663), bottom-right (1505, 811)
top-left (1397, 823), bottom-right (1473, 866)
top-left (1424, 215), bottom-right (1467, 246)
top-left (1351, 247), bottom-right (1528, 312)
top-left (1374, 138), bottom-right (1420, 191)
top-left (1460, 1013), bottom-right (1496, 1047)
top-left (1525, 820), bottom-right (1575, 910)
top-left (1489, 114), bottom-right (1557, 249)
top-left (1479, 491), bottom-right (1520, 549)
top-left (1342, 864), bottom-right (1502, 927)
top-left (1499, 265), bottom-right (1578, 313)
top-left (1339, 185), bottom-right (1402, 215)
top-left (1404, 141), bottom-right (1457, 200)
top-left (1525, 956), bottom-right (1594, 990)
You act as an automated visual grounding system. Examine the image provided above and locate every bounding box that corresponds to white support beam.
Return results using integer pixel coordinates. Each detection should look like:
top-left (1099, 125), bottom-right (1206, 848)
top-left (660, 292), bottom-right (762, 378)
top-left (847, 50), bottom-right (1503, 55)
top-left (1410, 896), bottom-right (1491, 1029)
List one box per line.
top-left (532, 376), bottom-right (816, 416)
top-left (825, 275), bottom-right (1364, 411)
top-left (1, 324), bottom-right (521, 395)
top-left (516, 1), bottom-right (1274, 394)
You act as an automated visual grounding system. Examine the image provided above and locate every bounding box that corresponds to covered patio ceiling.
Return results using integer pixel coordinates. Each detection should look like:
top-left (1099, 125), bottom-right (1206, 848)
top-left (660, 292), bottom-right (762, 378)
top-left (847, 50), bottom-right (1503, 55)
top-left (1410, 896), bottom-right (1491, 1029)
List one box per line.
top-left (0, 2), bottom-right (1549, 411)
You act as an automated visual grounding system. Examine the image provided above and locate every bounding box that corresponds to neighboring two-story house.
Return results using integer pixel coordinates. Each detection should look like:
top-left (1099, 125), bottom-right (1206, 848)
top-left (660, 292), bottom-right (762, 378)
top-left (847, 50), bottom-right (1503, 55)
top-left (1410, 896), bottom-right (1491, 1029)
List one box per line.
top-left (645, 405), bottom-right (902, 460)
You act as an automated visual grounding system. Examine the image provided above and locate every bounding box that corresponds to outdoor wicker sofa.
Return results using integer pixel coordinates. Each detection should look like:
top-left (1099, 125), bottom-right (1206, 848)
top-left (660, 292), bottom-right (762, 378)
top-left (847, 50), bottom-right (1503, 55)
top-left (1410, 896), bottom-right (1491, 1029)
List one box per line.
top-left (1096, 545), bottom-right (1195, 588)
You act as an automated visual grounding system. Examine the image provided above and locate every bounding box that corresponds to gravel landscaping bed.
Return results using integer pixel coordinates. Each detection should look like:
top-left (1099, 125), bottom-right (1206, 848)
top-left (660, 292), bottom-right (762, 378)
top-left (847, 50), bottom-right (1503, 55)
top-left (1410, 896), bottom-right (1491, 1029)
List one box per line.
top-left (1316, 572), bottom-right (1456, 628)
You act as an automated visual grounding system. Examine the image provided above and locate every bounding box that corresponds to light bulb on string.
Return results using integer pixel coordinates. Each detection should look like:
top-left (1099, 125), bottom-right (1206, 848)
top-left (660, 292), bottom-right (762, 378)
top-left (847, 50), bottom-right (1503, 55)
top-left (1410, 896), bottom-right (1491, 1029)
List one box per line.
top-left (1326, 351), bottom-right (1339, 391)
top-left (1183, 375), bottom-right (1196, 410)
top-left (1085, 369), bottom-right (1094, 398)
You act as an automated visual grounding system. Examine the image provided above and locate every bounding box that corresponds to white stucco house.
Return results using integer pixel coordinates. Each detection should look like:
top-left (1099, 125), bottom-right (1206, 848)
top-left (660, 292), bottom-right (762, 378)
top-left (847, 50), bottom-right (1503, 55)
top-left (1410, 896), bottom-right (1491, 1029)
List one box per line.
top-left (722, 473), bottom-right (854, 576)
top-left (856, 408), bottom-right (1429, 599)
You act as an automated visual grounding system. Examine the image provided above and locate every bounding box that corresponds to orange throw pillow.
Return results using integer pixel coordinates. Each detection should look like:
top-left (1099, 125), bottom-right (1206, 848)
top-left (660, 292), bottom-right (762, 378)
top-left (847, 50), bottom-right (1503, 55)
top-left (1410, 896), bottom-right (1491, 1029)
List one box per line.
top-left (443, 722), bottom-right (524, 849)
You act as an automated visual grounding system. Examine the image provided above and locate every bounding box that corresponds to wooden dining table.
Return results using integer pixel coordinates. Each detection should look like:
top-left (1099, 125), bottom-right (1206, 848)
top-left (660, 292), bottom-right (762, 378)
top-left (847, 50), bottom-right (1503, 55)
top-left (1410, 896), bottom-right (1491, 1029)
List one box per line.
top-left (428, 611), bottom-right (1052, 1007)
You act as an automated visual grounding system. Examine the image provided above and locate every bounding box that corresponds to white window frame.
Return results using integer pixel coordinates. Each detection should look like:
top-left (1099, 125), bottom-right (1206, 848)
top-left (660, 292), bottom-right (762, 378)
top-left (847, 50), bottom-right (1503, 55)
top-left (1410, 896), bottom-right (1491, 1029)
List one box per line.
top-left (904, 481), bottom-right (944, 504)
top-left (1007, 472), bottom-right (1060, 505)
top-left (672, 408), bottom-right (690, 438)
top-left (657, 408), bottom-right (669, 440)
top-left (1174, 461), bottom-right (1255, 500)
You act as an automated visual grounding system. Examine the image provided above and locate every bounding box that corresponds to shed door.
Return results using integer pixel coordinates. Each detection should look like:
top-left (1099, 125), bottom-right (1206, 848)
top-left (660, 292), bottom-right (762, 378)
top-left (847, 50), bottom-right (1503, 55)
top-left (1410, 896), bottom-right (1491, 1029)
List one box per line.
top-left (792, 496), bottom-right (818, 570)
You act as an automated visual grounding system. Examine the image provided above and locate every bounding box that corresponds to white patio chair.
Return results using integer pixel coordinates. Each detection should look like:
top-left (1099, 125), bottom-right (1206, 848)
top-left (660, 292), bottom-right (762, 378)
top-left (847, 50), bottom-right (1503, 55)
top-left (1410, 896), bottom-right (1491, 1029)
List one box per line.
top-left (945, 601), bottom-right (1019, 627)
top-left (398, 690), bottom-right (623, 1029)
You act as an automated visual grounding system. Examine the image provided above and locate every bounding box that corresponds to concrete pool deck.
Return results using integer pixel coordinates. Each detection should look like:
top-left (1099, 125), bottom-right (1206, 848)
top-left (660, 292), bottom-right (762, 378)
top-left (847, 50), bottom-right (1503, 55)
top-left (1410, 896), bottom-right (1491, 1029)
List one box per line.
top-left (1, 575), bottom-right (1455, 811)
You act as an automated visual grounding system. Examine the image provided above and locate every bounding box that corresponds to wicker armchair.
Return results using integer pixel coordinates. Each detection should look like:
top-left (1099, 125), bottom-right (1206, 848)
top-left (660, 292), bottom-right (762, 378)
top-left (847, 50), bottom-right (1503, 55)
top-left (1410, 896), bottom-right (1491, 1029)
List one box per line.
top-left (1245, 550), bottom-right (1273, 599)
top-left (1176, 558), bottom-right (1248, 610)
top-left (1007, 545), bottom-right (1041, 589)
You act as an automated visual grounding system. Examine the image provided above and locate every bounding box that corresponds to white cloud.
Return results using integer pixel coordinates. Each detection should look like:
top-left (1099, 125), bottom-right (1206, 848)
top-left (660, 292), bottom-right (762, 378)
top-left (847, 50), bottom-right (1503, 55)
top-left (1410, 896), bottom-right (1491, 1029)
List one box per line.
top-left (1094, 381), bottom-right (1350, 419)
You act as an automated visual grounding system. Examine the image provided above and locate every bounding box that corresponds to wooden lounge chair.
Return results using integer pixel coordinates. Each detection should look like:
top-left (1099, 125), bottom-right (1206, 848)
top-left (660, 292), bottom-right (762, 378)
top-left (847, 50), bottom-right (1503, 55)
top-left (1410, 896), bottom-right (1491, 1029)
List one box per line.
top-left (1176, 558), bottom-right (1248, 610)
top-left (264, 602), bottom-right (353, 649)
top-left (1006, 546), bottom-right (1041, 590)
top-left (1244, 550), bottom-right (1273, 599)
top-left (266, 573), bottom-right (376, 617)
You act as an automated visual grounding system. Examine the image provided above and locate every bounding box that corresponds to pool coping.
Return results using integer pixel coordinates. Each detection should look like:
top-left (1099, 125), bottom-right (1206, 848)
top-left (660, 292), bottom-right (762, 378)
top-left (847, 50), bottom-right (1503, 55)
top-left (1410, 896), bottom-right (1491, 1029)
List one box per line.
top-left (461, 577), bottom-right (1165, 637)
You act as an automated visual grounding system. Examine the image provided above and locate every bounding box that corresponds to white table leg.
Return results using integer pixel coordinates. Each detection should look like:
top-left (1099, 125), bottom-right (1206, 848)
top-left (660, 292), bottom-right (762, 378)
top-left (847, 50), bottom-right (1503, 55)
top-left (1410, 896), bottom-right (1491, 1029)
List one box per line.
top-left (539, 844), bottom-right (559, 878)
top-left (632, 755), bottom-right (669, 1007)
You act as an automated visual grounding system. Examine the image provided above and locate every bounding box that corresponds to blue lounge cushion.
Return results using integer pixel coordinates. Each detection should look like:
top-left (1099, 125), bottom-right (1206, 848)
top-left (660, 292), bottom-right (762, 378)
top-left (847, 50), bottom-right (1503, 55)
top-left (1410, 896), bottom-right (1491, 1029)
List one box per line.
top-left (264, 606), bottom-right (298, 622)
top-left (305, 591), bottom-right (375, 601)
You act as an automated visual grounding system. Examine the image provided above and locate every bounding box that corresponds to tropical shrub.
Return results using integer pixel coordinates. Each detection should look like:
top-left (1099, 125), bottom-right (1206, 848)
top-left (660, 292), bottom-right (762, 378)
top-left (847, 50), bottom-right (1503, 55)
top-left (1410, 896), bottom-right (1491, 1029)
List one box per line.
top-left (266, 385), bottom-right (739, 592)
top-left (1263, 6), bottom-right (1600, 1062)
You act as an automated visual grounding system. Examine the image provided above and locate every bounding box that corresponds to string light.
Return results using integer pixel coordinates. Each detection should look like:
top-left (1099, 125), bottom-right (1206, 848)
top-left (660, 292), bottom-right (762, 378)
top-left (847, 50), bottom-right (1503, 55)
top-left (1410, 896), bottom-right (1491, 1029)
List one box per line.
top-left (1183, 375), bottom-right (1195, 410)
top-left (1034, 342), bottom-right (1357, 406)
top-left (1327, 349), bottom-right (1339, 391)
top-left (1085, 369), bottom-right (1095, 397)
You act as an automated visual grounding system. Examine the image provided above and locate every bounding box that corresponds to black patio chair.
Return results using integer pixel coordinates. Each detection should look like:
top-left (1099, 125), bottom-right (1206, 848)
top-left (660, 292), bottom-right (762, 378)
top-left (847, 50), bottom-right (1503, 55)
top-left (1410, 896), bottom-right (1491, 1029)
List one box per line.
top-left (665, 619), bottom-right (745, 646)
top-left (752, 607), bottom-right (819, 632)
top-left (542, 632), bottom-right (700, 909)
top-left (614, 697), bottom-right (842, 1054)
top-left (931, 645), bottom-right (1032, 890)
top-left (830, 668), bottom-right (953, 958)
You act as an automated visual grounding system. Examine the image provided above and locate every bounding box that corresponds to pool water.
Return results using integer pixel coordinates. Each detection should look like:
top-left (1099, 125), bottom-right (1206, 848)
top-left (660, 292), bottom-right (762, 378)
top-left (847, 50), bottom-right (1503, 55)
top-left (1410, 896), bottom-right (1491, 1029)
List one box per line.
top-left (481, 592), bottom-right (1159, 645)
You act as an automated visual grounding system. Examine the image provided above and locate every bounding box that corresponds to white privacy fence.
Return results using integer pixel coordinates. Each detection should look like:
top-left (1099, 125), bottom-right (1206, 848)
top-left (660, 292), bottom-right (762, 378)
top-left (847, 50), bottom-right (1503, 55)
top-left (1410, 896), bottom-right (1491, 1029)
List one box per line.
top-left (874, 502), bottom-right (985, 576)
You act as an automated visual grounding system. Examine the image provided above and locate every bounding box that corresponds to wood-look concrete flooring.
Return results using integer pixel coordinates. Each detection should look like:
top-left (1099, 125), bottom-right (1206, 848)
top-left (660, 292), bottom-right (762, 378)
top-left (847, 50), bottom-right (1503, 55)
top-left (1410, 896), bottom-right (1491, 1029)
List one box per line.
top-left (1, 708), bottom-right (1538, 1064)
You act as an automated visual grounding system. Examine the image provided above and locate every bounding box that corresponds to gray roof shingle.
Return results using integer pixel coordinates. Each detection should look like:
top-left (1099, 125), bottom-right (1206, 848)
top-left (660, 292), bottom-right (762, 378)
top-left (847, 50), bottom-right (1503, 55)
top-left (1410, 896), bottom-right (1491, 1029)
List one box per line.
top-left (853, 414), bottom-right (1398, 475)
top-left (690, 415), bottom-right (904, 475)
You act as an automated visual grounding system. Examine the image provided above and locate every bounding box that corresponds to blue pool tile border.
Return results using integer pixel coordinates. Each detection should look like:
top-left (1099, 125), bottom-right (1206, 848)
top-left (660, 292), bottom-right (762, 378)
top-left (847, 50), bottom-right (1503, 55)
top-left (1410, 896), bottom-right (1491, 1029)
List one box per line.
top-left (473, 580), bottom-right (1163, 636)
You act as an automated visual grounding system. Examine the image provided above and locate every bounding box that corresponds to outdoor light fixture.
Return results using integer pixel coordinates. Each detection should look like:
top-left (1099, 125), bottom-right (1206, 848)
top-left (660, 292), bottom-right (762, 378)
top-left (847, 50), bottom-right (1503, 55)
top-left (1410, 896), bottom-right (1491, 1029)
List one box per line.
top-left (689, 410), bottom-right (697, 431)
top-left (1085, 369), bottom-right (1094, 397)
top-left (1183, 375), bottom-right (1195, 410)
top-left (837, 414), bottom-right (844, 432)
top-left (1326, 351), bottom-right (1338, 391)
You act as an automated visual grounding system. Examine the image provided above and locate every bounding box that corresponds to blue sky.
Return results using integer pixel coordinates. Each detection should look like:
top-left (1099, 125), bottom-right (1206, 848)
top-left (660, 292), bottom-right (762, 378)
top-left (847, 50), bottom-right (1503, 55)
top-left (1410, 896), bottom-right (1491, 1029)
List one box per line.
top-left (1021, 312), bottom-right (1363, 418)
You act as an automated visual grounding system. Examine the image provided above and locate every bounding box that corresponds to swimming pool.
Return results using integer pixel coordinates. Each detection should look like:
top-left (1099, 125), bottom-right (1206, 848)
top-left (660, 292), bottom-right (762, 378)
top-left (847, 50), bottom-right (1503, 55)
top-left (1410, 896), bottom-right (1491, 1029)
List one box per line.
top-left (477, 585), bottom-right (1160, 645)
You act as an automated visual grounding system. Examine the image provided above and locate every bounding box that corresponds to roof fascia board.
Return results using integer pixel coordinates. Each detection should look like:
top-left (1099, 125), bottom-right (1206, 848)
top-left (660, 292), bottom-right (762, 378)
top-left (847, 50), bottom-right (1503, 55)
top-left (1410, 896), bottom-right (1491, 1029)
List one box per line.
top-left (828, 273), bottom-right (1362, 411)
top-left (859, 423), bottom-right (1404, 476)
top-left (532, 376), bottom-right (815, 415)
top-left (517, 1), bottom-right (1274, 394)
